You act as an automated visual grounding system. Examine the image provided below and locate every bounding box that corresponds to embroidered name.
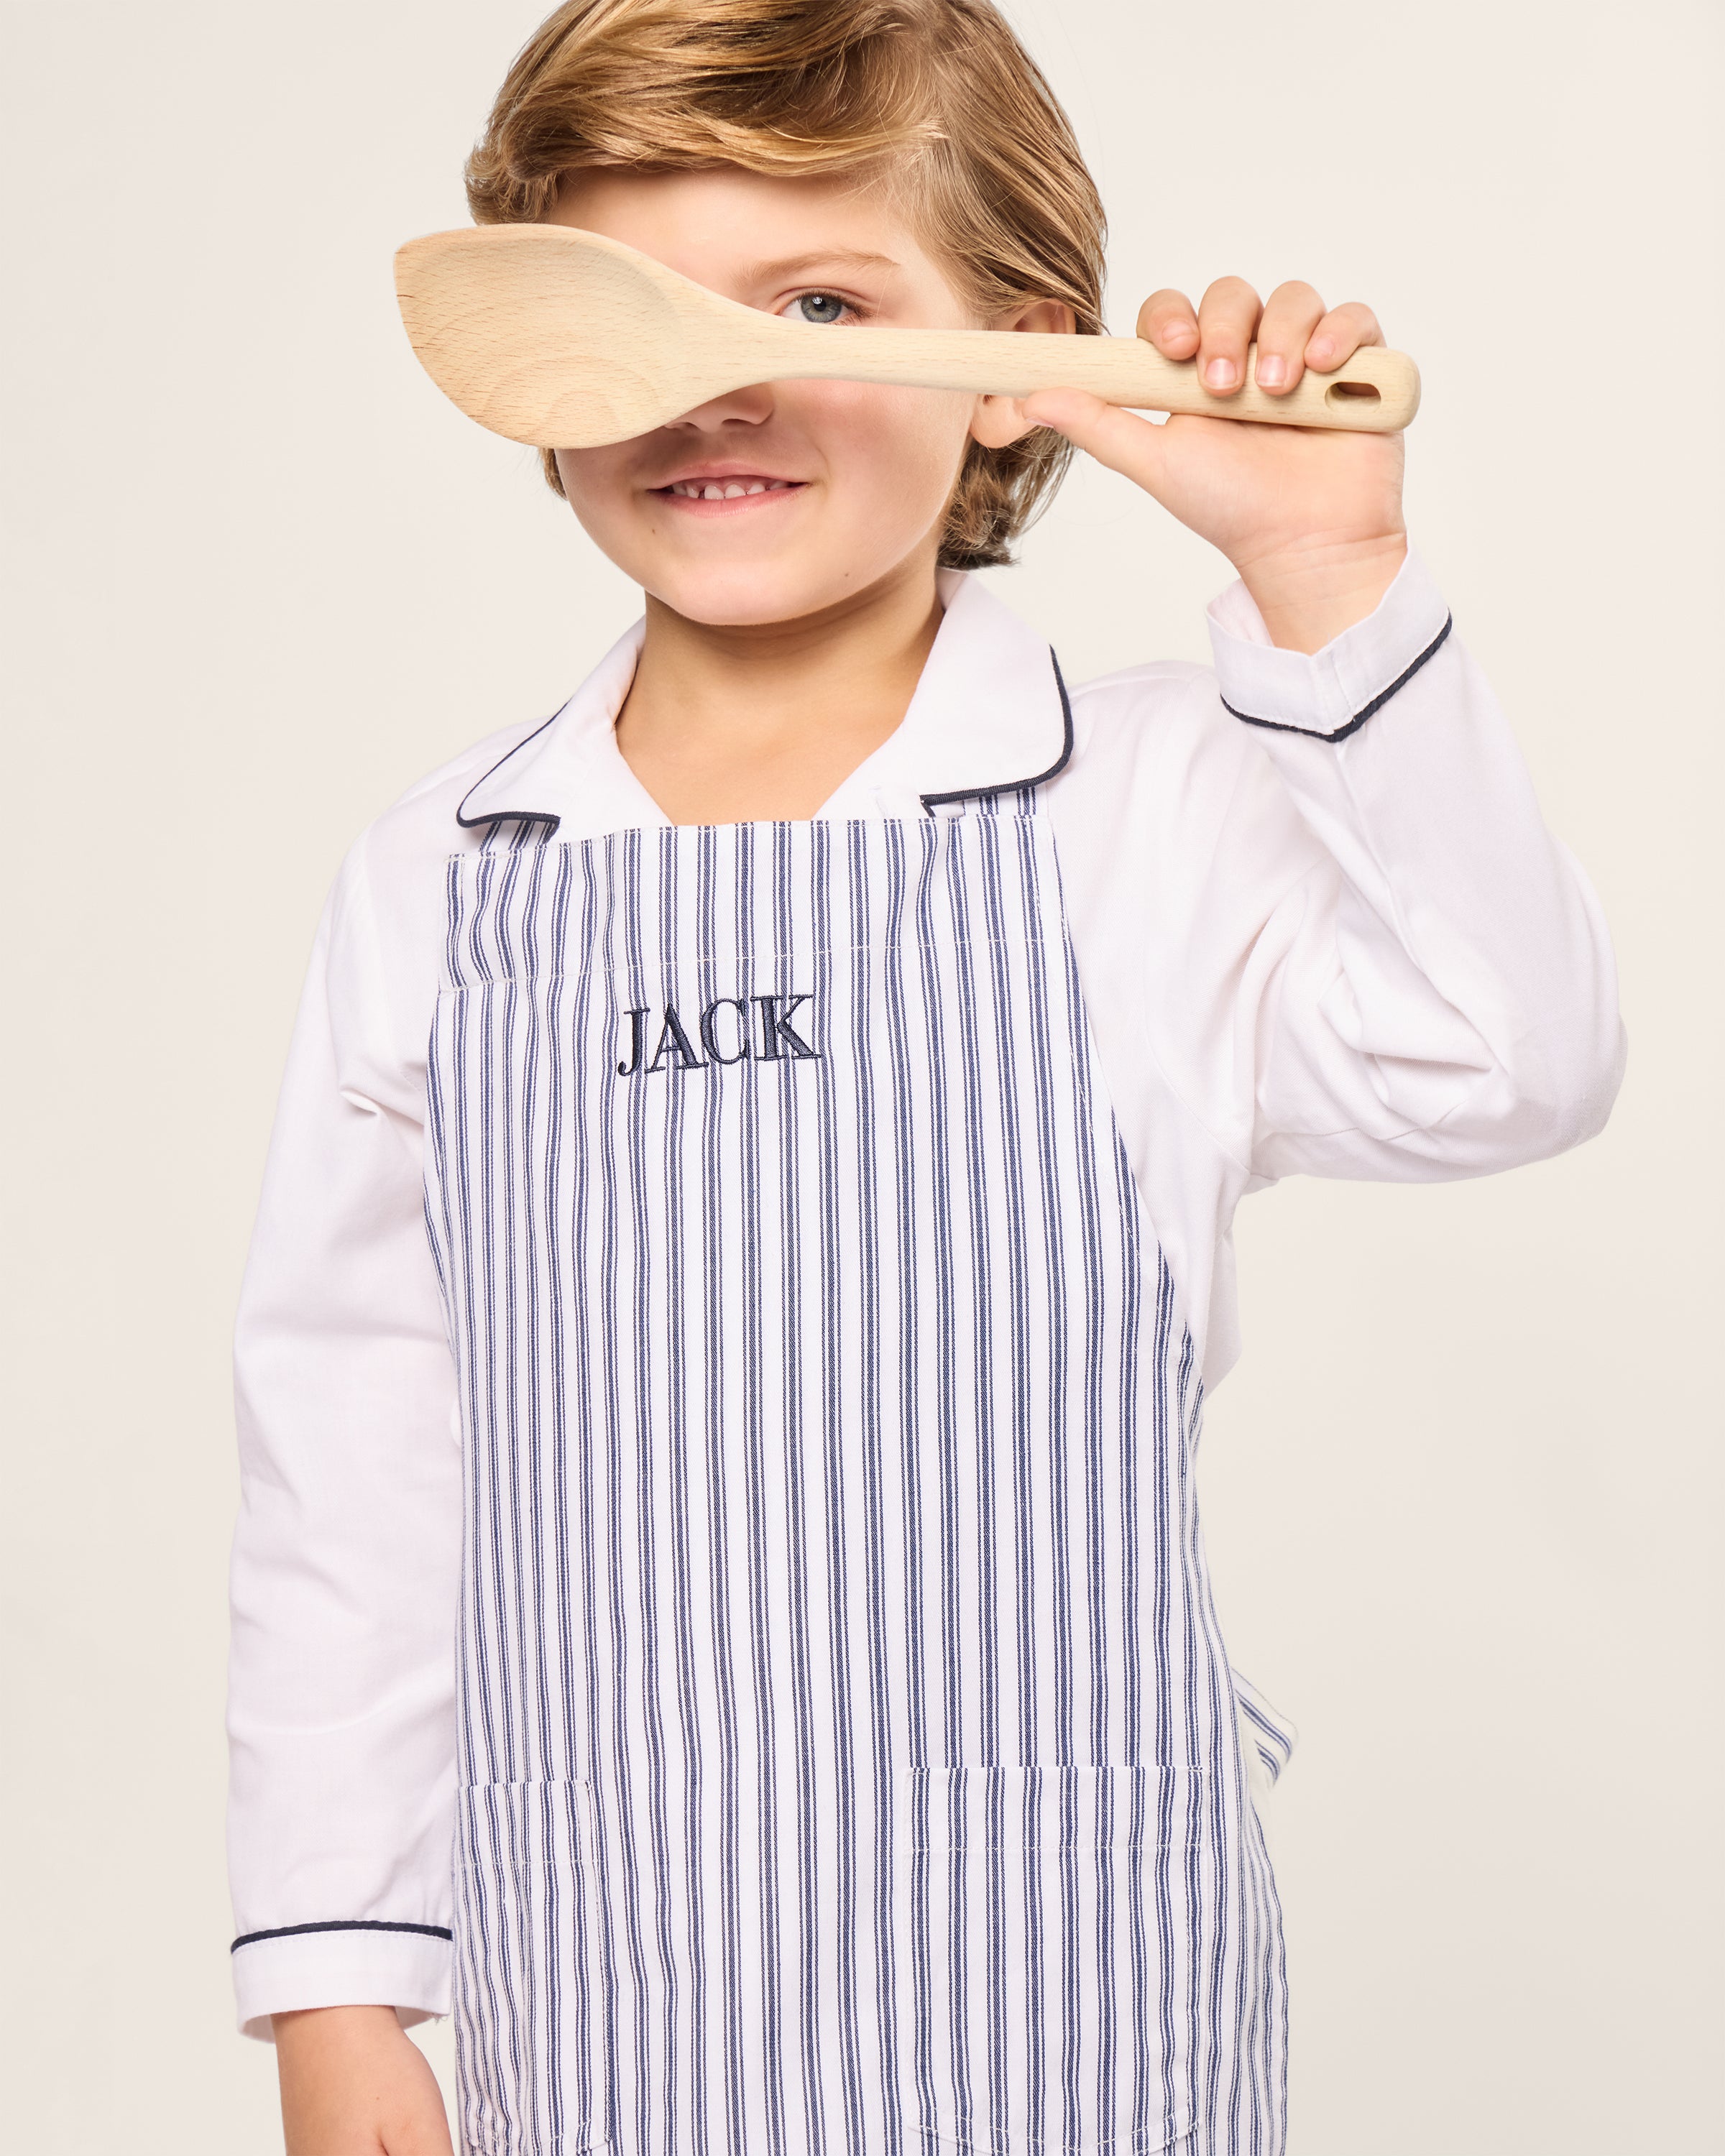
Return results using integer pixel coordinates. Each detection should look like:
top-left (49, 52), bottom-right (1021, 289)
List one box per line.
top-left (615, 994), bottom-right (820, 1077)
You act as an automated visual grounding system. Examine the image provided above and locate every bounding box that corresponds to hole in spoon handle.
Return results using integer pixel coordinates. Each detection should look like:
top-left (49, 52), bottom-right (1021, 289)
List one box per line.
top-left (1309, 347), bottom-right (1421, 430)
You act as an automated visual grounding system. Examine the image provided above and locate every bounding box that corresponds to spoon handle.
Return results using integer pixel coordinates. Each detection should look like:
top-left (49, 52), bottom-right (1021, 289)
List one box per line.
top-left (774, 326), bottom-right (1419, 431)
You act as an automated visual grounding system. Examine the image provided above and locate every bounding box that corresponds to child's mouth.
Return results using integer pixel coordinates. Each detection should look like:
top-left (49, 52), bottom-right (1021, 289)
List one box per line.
top-left (652, 476), bottom-right (808, 513)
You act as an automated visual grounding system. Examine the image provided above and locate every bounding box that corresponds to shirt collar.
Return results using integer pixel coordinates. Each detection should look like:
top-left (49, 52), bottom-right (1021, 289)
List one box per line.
top-left (454, 568), bottom-right (1071, 839)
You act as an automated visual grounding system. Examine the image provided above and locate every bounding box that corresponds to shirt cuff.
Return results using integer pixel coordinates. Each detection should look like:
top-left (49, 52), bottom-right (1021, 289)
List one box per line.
top-left (1204, 540), bottom-right (1454, 742)
top-left (231, 1922), bottom-right (452, 2041)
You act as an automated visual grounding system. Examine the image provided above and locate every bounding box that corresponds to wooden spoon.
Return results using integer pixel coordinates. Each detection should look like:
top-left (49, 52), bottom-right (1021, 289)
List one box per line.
top-left (395, 224), bottom-right (1420, 448)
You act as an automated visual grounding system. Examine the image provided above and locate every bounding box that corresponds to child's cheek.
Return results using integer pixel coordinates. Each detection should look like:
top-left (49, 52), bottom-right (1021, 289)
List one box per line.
top-left (553, 441), bottom-right (632, 514)
top-left (789, 378), bottom-right (975, 525)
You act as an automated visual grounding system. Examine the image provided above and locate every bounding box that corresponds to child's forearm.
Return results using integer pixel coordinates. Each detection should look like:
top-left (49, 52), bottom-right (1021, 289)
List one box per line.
top-left (1205, 543), bottom-right (1624, 1181)
top-left (274, 2007), bottom-right (452, 2156)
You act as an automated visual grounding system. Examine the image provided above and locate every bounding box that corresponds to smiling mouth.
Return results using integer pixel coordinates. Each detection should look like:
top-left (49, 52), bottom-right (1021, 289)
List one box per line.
top-left (653, 476), bottom-right (807, 504)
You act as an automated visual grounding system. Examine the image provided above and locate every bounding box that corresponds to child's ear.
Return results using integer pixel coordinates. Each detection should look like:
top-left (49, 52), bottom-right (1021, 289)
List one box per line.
top-left (970, 297), bottom-right (1080, 449)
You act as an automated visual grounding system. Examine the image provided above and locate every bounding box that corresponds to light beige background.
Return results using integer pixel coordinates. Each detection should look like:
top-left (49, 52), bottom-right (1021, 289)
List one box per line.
top-left (3, 0), bottom-right (1719, 2149)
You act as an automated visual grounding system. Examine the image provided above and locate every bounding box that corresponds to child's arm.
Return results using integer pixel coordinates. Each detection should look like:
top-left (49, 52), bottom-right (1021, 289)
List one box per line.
top-left (227, 829), bottom-right (459, 2143)
top-left (1200, 549), bottom-right (1623, 1184)
top-left (1032, 280), bottom-right (1623, 1190)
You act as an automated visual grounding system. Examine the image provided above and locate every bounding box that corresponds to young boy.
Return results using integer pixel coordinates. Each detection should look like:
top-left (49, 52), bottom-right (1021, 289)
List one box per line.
top-left (225, 2), bottom-right (1625, 2152)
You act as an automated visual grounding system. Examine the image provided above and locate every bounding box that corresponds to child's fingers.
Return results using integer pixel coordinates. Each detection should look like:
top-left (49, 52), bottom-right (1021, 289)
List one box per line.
top-left (1305, 300), bottom-right (1386, 370)
top-left (1193, 277), bottom-right (1263, 396)
top-left (1252, 281), bottom-right (1328, 395)
top-left (1136, 289), bottom-right (1200, 361)
top-left (1021, 388), bottom-right (1171, 495)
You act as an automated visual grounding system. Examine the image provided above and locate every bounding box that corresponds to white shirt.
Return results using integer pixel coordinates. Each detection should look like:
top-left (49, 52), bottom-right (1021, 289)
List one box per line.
top-left (226, 540), bottom-right (1625, 2035)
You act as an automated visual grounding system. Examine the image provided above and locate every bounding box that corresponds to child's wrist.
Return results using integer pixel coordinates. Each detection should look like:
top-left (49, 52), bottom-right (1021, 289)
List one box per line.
top-left (1233, 529), bottom-right (1408, 655)
top-left (274, 2004), bottom-right (450, 2156)
top-left (274, 2002), bottom-right (410, 2063)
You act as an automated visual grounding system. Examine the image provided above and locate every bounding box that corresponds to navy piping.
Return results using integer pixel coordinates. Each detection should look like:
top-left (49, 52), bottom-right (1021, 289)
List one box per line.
top-left (455, 706), bottom-right (566, 832)
top-left (231, 1918), bottom-right (454, 1953)
top-left (1220, 612), bottom-right (1453, 744)
top-left (919, 647), bottom-right (1075, 814)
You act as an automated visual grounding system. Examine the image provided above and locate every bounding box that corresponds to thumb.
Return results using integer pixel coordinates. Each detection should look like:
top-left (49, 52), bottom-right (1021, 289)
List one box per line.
top-left (1021, 387), bottom-right (1172, 498)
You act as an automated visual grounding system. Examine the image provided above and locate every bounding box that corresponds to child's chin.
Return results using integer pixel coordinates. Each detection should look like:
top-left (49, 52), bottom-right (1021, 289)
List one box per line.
top-left (648, 560), bottom-right (855, 627)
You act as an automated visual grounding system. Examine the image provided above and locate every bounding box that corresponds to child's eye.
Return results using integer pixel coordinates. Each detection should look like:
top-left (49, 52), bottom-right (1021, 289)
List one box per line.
top-left (783, 291), bottom-right (855, 326)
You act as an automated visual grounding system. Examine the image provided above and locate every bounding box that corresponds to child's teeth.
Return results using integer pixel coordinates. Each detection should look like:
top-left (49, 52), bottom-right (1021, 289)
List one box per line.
top-left (666, 477), bottom-right (795, 497)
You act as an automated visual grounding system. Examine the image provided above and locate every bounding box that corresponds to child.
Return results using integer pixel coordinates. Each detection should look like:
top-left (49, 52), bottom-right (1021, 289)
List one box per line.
top-left (225, 2), bottom-right (1625, 2152)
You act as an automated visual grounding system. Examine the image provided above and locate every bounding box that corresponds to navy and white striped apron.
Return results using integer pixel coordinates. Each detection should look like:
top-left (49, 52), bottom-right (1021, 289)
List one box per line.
top-left (424, 763), bottom-right (1290, 2156)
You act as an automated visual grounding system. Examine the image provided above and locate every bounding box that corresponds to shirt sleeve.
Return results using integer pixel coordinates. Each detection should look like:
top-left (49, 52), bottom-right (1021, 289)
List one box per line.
top-left (1202, 540), bottom-right (1626, 1182)
top-left (226, 827), bottom-right (460, 2040)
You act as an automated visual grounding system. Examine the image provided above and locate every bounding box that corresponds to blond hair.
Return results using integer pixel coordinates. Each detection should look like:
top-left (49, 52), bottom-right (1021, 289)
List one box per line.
top-left (465, 0), bottom-right (1105, 568)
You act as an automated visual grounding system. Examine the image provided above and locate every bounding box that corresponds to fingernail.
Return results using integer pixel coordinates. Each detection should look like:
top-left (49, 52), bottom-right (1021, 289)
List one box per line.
top-left (1205, 356), bottom-right (1236, 389)
top-left (1256, 354), bottom-right (1286, 388)
top-left (1308, 337), bottom-right (1334, 364)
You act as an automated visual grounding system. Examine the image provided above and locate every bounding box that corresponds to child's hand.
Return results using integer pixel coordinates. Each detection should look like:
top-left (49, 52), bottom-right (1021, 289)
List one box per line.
top-left (275, 2006), bottom-right (454, 2155)
top-left (1023, 279), bottom-right (1408, 653)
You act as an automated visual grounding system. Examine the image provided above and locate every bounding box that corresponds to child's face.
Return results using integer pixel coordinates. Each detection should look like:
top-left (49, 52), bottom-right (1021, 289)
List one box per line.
top-left (547, 167), bottom-right (1041, 625)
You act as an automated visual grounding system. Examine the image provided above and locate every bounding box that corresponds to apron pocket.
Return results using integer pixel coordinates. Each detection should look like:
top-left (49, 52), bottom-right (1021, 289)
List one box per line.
top-left (896, 1763), bottom-right (1202, 2156)
top-left (452, 1777), bottom-right (612, 2155)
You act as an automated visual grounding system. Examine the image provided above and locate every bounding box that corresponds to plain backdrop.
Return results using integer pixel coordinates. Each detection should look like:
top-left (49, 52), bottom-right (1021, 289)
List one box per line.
top-left (3, 1), bottom-right (1720, 2150)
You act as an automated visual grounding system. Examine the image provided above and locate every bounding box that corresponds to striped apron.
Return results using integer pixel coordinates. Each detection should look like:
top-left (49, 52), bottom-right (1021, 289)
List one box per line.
top-left (424, 778), bottom-right (1290, 2156)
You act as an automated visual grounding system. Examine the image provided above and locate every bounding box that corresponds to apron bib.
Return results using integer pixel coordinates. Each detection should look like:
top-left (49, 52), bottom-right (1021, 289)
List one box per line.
top-left (426, 788), bottom-right (1287, 2156)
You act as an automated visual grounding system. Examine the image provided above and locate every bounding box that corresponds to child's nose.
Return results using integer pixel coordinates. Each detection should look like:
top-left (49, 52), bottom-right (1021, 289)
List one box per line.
top-left (663, 380), bottom-right (777, 432)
